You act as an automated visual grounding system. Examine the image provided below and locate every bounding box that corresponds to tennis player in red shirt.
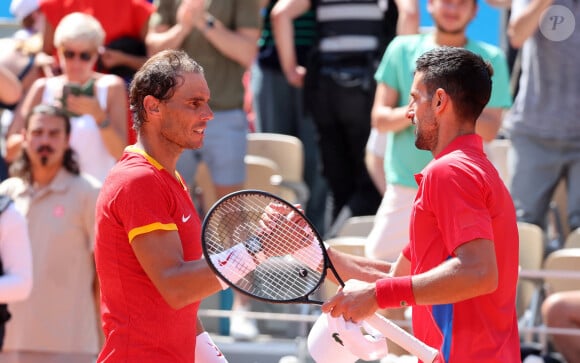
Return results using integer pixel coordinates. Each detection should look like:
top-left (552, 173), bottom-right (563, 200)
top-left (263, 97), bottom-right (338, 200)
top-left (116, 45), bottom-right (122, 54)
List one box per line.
top-left (95, 50), bottom-right (230, 363)
top-left (322, 47), bottom-right (520, 362)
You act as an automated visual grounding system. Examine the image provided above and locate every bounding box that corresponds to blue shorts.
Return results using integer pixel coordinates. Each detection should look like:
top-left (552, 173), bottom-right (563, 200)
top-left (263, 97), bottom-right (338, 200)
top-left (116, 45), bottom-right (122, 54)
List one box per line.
top-left (177, 109), bottom-right (248, 186)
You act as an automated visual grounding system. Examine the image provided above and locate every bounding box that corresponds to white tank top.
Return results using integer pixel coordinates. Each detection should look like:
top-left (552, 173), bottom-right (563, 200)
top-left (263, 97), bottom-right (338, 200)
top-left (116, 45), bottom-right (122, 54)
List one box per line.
top-left (42, 76), bottom-right (117, 182)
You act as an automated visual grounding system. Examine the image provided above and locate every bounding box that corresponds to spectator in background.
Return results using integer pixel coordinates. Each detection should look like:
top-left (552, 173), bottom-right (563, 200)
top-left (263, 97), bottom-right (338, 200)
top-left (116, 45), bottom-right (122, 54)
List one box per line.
top-left (0, 30), bottom-right (54, 181)
top-left (505, 0), bottom-right (580, 238)
top-left (0, 67), bottom-right (22, 112)
top-left (9, 0), bottom-right (44, 40)
top-left (540, 290), bottom-right (580, 363)
top-left (6, 13), bottom-right (128, 183)
top-left (0, 195), bottom-right (33, 350)
top-left (146, 0), bottom-right (262, 341)
top-left (0, 104), bottom-right (101, 363)
top-left (36, 0), bottom-right (155, 144)
top-left (39, 0), bottom-right (155, 83)
top-left (0, 66), bottom-right (24, 182)
top-left (271, 0), bottom-right (406, 235)
top-left (250, 0), bottom-right (329, 235)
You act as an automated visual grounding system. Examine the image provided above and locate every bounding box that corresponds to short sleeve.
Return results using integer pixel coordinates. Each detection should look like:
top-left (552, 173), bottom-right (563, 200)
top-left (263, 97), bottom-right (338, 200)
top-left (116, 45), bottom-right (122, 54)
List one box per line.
top-left (112, 169), bottom-right (178, 243)
top-left (425, 162), bottom-right (494, 253)
top-left (374, 36), bottom-right (406, 89)
top-left (488, 51), bottom-right (513, 108)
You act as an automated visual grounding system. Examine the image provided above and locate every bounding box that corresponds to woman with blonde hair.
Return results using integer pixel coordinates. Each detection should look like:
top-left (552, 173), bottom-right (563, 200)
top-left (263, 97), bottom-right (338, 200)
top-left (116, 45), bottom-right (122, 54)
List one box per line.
top-left (7, 12), bottom-right (127, 182)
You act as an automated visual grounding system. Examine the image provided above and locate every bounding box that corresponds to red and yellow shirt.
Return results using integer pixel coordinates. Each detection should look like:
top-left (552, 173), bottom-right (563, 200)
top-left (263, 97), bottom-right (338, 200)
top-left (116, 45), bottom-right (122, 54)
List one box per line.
top-left (95, 146), bottom-right (201, 362)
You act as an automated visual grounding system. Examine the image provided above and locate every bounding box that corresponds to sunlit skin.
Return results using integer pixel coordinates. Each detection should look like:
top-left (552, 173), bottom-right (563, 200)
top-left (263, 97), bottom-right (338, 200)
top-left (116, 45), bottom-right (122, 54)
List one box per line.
top-left (158, 72), bottom-right (213, 151)
top-left (428, 0), bottom-right (477, 36)
top-left (23, 113), bottom-right (69, 174)
top-left (138, 71), bottom-right (213, 175)
top-left (57, 40), bottom-right (99, 84)
top-left (407, 72), bottom-right (440, 152)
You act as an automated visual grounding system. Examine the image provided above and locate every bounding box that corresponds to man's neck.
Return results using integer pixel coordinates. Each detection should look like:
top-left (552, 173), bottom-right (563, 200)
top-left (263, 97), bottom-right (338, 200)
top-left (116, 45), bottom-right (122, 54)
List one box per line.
top-left (32, 166), bottom-right (60, 188)
top-left (135, 138), bottom-right (181, 177)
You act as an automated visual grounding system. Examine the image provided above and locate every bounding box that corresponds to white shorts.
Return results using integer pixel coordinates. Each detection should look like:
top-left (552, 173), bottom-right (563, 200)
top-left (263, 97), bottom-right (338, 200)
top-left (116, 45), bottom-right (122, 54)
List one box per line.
top-left (364, 184), bottom-right (417, 262)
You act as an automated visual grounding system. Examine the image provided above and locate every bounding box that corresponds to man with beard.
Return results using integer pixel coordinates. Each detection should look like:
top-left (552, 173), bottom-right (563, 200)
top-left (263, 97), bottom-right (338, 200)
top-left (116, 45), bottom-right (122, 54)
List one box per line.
top-left (364, 0), bottom-right (512, 264)
top-left (0, 104), bottom-right (101, 362)
top-left (322, 47), bottom-right (520, 362)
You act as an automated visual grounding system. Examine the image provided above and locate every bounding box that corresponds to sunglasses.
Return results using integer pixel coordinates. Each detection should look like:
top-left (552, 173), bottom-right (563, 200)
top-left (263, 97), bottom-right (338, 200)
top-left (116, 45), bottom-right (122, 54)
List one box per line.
top-left (62, 49), bottom-right (95, 62)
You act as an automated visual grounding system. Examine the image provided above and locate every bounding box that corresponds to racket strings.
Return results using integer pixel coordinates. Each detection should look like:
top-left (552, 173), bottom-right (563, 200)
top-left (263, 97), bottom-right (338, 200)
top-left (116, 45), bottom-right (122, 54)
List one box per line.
top-left (205, 193), bottom-right (326, 301)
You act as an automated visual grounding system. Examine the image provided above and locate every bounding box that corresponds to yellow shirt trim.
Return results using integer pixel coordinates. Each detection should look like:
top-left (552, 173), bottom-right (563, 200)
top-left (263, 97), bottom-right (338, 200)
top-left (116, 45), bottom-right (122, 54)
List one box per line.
top-left (128, 222), bottom-right (178, 243)
top-left (125, 145), bottom-right (187, 190)
top-left (125, 145), bottom-right (164, 170)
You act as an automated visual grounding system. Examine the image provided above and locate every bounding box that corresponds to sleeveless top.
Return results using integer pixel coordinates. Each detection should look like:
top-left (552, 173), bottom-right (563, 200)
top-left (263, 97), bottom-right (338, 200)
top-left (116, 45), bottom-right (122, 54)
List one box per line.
top-left (42, 76), bottom-right (117, 182)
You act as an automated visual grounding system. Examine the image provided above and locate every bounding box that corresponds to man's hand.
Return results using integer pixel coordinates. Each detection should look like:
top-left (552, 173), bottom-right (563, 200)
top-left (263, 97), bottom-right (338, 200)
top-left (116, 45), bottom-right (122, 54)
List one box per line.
top-left (257, 202), bottom-right (314, 257)
top-left (321, 279), bottom-right (380, 323)
top-left (177, 0), bottom-right (205, 32)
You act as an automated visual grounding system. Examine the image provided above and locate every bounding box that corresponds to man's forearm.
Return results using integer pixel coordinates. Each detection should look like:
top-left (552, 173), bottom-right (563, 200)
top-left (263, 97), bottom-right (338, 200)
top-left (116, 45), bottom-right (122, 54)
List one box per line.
top-left (146, 24), bottom-right (191, 56)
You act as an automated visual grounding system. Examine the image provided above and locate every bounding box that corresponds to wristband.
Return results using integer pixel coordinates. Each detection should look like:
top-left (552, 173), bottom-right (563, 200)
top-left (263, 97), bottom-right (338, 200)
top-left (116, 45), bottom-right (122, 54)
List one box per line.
top-left (209, 244), bottom-right (257, 287)
top-left (375, 276), bottom-right (415, 309)
top-left (195, 332), bottom-right (228, 363)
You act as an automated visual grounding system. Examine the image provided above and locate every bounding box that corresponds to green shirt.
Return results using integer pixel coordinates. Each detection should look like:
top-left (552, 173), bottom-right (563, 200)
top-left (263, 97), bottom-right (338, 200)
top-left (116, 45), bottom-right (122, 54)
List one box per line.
top-left (374, 33), bottom-right (512, 188)
top-left (151, 0), bottom-right (261, 111)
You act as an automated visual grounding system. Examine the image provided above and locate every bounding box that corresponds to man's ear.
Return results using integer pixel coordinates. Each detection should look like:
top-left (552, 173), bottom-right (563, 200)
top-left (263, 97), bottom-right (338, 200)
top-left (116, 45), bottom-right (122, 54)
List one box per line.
top-left (433, 88), bottom-right (448, 114)
top-left (143, 95), bottom-right (160, 116)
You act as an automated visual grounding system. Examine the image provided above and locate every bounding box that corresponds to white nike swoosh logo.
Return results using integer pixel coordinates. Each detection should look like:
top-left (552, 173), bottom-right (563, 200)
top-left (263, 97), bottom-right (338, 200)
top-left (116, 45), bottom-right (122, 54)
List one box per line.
top-left (182, 214), bottom-right (191, 223)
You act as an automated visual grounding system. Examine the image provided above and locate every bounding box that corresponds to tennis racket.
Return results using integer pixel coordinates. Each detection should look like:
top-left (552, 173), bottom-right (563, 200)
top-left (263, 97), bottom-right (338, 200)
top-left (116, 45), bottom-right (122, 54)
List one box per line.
top-left (201, 190), bottom-right (439, 363)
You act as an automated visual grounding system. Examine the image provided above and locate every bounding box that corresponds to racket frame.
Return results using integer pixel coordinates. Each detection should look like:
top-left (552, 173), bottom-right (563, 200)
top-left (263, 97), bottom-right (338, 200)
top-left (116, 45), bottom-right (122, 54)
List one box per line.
top-left (201, 189), bottom-right (338, 304)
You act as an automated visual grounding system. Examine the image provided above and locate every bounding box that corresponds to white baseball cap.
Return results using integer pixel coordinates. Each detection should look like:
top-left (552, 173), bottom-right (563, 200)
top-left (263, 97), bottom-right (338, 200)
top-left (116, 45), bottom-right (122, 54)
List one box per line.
top-left (10, 0), bottom-right (39, 21)
top-left (308, 313), bottom-right (389, 363)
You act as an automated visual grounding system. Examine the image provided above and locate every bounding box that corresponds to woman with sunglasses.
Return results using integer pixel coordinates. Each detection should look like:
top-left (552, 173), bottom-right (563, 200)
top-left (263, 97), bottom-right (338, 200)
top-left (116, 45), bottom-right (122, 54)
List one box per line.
top-left (6, 12), bottom-right (128, 183)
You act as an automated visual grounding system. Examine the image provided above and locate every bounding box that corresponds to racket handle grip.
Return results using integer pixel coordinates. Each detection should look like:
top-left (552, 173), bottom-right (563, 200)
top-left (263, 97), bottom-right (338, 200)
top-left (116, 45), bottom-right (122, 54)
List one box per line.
top-left (366, 313), bottom-right (439, 363)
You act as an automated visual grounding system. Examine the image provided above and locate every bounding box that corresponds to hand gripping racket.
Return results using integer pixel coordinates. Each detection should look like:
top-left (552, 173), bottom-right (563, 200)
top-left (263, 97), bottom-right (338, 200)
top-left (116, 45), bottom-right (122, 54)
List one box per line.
top-left (202, 190), bottom-right (439, 363)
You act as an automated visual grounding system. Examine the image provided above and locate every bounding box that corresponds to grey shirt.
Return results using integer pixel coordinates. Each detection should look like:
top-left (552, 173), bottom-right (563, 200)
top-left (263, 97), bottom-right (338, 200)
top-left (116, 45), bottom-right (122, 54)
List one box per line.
top-left (504, 0), bottom-right (580, 141)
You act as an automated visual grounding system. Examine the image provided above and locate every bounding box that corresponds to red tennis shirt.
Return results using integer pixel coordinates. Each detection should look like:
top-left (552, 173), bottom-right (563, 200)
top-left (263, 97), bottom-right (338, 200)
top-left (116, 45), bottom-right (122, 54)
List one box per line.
top-left (95, 146), bottom-right (202, 362)
top-left (402, 134), bottom-right (520, 362)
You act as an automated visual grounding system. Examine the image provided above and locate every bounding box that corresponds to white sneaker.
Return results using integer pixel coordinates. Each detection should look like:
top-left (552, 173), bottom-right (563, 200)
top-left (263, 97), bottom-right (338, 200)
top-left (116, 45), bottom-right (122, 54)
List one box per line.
top-left (230, 307), bottom-right (259, 341)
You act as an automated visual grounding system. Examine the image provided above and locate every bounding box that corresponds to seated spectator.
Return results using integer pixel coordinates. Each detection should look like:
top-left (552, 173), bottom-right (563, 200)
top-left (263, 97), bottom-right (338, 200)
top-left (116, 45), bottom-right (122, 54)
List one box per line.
top-left (6, 12), bottom-right (128, 183)
top-left (541, 290), bottom-right (580, 363)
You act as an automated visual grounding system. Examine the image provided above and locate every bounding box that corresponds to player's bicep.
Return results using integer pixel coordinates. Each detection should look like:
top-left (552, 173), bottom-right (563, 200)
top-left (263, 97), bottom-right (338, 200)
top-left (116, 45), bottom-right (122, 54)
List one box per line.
top-left (453, 238), bottom-right (498, 291)
top-left (131, 229), bottom-right (185, 295)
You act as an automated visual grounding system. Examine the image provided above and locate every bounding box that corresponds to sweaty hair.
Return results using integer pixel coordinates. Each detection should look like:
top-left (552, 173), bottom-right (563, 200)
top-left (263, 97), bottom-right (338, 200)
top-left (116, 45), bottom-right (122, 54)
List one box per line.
top-left (129, 49), bottom-right (204, 132)
top-left (415, 47), bottom-right (493, 123)
top-left (10, 104), bottom-right (80, 183)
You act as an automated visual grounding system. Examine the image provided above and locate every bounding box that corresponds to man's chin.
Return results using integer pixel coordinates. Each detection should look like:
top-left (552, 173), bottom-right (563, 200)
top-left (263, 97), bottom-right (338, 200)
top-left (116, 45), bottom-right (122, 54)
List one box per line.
top-left (435, 24), bottom-right (466, 36)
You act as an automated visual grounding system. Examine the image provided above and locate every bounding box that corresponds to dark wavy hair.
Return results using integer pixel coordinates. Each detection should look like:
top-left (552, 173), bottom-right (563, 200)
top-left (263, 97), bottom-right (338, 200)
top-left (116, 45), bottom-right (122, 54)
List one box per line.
top-left (9, 104), bottom-right (80, 184)
top-left (415, 47), bottom-right (493, 124)
top-left (129, 49), bottom-right (204, 132)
